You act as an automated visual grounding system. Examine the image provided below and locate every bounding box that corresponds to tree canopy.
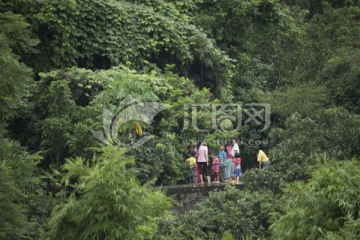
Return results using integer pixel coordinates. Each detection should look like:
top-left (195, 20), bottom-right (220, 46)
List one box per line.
top-left (0, 0), bottom-right (359, 239)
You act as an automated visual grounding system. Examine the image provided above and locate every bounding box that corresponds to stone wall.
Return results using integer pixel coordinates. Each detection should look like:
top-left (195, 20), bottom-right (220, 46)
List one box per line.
top-left (162, 184), bottom-right (245, 214)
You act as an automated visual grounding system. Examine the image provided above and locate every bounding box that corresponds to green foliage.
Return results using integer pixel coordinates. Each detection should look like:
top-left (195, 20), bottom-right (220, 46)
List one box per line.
top-left (27, 189), bottom-right (66, 240)
top-left (193, 0), bottom-right (303, 93)
top-left (2, 0), bottom-right (234, 99)
top-left (153, 187), bottom-right (278, 239)
top-left (159, 67), bottom-right (214, 134)
top-left (0, 10), bottom-right (60, 240)
top-left (320, 47), bottom-right (360, 113)
top-left (94, 65), bottom-right (169, 105)
top-left (44, 146), bottom-right (172, 240)
top-left (0, 11), bottom-right (38, 54)
top-left (0, 133), bottom-right (42, 239)
top-left (29, 69), bottom-right (102, 168)
top-left (0, 133), bottom-right (59, 240)
top-left (222, 231), bottom-right (234, 240)
top-left (270, 108), bottom-right (360, 182)
top-left (271, 159), bottom-right (360, 240)
top-left (0, 140), bottom-right (30, 240)
top-left (285, 6), bottom-right (360, 113)
top-left (130, 137), bottom-right (186, 185)
top-left (283, 0), bottom-right (360, 19)
top-left (27, 65), bottom-right (229, 185)
top-left (0, 0), bottom-right (359, 239)
top-left (260, 83), bottom-right (329, 121)
top-left (0, 11), bottom-right (38, 122)
top-left (242, 168), bottom-right (282, 195)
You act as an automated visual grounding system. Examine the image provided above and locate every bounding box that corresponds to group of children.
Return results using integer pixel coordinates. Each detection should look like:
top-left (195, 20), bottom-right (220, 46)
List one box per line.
top-left (211, 149), bottom-right (242, 184)
top-left (186, 139), bottom-right (243, 185)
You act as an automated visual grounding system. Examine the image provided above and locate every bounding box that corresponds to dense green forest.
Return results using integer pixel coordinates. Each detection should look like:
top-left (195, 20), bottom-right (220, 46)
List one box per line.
top-left (0, 0), bottom-right (359, 239)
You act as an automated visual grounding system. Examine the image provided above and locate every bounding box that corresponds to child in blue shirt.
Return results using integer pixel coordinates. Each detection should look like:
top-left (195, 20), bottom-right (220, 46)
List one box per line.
top-left (233, 153), bottom-right (242, 185)
top-left (218, 144), bottom-right (226, 182)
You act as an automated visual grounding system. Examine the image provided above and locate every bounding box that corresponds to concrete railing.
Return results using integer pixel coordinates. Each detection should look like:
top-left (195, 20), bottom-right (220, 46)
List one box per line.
top-left (161, 183), bottom-right (245, 214)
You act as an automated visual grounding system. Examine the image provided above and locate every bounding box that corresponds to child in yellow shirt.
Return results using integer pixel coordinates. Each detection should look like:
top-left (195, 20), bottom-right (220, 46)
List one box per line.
top-left (186, 153), bottom-right (198, 185)
top-left (254, 146), bottom-right (271, 170)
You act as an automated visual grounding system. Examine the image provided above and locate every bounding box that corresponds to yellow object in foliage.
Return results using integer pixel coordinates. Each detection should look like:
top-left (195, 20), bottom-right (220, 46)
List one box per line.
top-left (117, 117), bottom-right (124, 124)
top-left (134, 122), bottom-right (142, 136)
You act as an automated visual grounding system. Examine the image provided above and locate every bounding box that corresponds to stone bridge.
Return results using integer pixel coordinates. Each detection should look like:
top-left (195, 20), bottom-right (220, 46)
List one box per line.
top-left (161, 183), bottom-right (245, 214)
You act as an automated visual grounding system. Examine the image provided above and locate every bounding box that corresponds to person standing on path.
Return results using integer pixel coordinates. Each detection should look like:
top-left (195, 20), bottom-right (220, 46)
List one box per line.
top-left (254, 146), bottom-right (271, 170)
top-left (197, 140), bottom-right (210, 185)
top-left (231, 138), bottom-right (240, 156)
top-left (232, 153), bottom-right (242, 184)
top-left (218, 144), bottom-right (226, 182)
top-left (211, 153), bottom-right (220, 184)
top-left (189, 144), bottom-right (201, 183)
top-left (185, 152), bottom-right (198, 186)
top-left (224, 142), bottom-right (233, 182)
top-left (229, 138), bottom-right (240, 182)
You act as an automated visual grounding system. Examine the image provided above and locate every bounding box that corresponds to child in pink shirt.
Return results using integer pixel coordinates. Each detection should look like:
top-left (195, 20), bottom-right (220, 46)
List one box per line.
top-left (211, 154), bottom-right (220, 184)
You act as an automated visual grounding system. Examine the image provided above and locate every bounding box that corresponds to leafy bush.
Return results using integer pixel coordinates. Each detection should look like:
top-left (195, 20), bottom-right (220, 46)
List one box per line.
top-left (0, 11), bottom-right (38, 122)
top-left (0, 135), bottom-right (42, 239)
top-left (153, 186), bottom-right (278, 240)
top-left (130, 137), bottom-right (187, 185)
top-left (260, 83), bottom-right (329, 122)
top-left (2, 0), bottom-right (234, 99)
top-left (0, 139), bottom-right (32, 240)
top-left (27, 189), bottom-right (66, 239)
top-left (271, 158), bottom-right (360, 239)
top-left (44, 146), bottom-right (172, 240)
top-left (241, 168), bottom-right (283, 195)
top-left (270, 108), bottom-right (360, 182)
top-left (27, 65), bottom-right (235, 185)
